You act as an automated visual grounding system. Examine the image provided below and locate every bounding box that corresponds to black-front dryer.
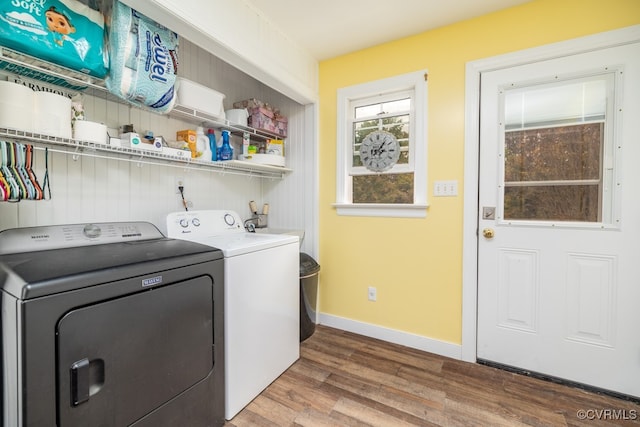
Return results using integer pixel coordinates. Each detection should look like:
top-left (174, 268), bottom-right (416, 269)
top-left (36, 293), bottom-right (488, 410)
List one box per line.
top-left (0, 222), bottom-right (225, 427)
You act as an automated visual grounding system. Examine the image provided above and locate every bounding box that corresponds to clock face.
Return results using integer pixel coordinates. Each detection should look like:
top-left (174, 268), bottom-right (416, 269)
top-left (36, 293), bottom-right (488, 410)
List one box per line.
top-left (359, 130), bottom-right (400, 172)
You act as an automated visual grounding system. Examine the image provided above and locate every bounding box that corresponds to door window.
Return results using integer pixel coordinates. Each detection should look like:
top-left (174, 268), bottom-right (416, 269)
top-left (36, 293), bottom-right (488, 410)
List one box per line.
top-left (499, 73), bottom-right (618, 225)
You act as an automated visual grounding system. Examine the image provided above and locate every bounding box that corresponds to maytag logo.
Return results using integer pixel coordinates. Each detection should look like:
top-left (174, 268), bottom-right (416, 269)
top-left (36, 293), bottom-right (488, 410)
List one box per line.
top-left (142, 276), bottom-right (163, 287)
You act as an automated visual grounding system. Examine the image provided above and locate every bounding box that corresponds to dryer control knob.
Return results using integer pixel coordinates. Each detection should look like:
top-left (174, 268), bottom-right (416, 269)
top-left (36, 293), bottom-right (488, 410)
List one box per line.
top-left (179, 219), bottom-right (189, 228)
top-left (192, 218), bottom-right (200, 227)
top-left (83, 224), bottom-right (102, 239)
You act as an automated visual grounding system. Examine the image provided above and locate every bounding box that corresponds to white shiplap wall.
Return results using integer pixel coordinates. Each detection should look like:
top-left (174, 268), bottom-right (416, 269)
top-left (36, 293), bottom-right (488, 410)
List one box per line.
top-left (0, 39), bottom-right (315, 252)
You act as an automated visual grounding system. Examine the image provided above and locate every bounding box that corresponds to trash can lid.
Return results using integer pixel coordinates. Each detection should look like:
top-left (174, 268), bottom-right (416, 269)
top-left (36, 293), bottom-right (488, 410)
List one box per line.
top-left (300, 252), bottom-right (320, 276)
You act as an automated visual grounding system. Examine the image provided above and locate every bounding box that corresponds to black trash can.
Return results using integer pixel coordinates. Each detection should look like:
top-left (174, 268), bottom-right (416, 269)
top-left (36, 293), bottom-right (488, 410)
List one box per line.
top-left (299, 252), bottom-right (320, 342)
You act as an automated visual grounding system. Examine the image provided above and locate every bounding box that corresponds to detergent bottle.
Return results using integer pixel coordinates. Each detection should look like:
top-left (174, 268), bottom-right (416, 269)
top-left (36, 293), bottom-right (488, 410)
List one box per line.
top-left (219, 130), bottom-right (233, 161)
top-left (207, 129), bottom-right (217, 161)
top-left (196, 127), bottom-right (212, 161)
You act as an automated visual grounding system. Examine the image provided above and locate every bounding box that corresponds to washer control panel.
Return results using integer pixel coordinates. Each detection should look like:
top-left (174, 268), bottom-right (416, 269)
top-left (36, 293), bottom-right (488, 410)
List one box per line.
top-left (166, 210), bottom-right (244, 238)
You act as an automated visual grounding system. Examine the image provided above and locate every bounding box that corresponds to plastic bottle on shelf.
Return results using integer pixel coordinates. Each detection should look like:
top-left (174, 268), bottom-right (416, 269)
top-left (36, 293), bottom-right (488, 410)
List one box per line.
top-left (207, 129), bottom-right (217, 161)
top-left (216, 129), bottom-right (224, 160)
top-left (242, 132), bottom-right (250, 156)
top-left (219, 130), bottom-right (233, 161)
top-left (196, 127), bottom-right (212, 161)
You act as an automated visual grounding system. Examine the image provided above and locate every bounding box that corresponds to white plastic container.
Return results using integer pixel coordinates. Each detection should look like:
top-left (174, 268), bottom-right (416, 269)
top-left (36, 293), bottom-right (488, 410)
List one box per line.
top-left (0, 81), bottom-right (34, 132)
top-left (73, 120), bottom-right (108, 144)
top-left (225, 108), bottom-right (248, 126)
top-left (33, 91), bottom-right (72, 138)
top-left (238, 153), bottom-right (285, 167)
top-left (163, 147), bottom-right (192, 159)
top-left (175, 78), bottom-right (226, 120)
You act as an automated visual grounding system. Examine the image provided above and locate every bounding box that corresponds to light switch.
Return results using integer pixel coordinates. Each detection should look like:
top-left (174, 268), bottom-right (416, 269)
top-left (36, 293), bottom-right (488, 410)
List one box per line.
top-left (433, 180), bottom-right (458, 197)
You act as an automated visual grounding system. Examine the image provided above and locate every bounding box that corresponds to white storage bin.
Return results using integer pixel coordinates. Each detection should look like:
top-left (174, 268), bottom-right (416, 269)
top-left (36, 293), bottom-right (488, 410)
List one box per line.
top-left (0, 81), bottom-right (34, 132)
top-left (238, 153), bottom-right (285, 167)
top-left (175, 78), bottom-right (226, 120)
top-left (33, 91), bottom-right (72, 139)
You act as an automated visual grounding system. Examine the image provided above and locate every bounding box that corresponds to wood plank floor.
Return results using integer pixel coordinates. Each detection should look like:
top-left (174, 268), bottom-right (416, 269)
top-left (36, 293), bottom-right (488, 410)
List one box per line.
top-left (224, 325), bottom-right (639, 427)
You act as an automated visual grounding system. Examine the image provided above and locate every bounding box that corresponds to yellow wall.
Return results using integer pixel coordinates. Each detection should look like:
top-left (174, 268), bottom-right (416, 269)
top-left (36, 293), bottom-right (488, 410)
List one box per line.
top-left (318, 0), bottom-right (640, 344)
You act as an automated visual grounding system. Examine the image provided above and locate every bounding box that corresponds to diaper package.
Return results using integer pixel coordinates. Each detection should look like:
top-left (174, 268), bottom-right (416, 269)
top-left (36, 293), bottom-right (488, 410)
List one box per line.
top-left (105, 1), bottom-right (178, 114)
top-left (0, 0), bottom-right (108, 78)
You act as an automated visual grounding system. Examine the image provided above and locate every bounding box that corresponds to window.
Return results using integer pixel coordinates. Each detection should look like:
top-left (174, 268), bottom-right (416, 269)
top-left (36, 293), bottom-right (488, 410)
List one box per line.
top-left (500, 73), bottom-right (616, 225)
top-left (335, 71), bottom-right (427, 217)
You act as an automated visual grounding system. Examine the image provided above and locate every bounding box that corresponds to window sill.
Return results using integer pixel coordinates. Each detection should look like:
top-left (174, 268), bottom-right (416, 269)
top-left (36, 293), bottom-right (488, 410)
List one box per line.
top-left (333, 203), bottom-right (428, 218)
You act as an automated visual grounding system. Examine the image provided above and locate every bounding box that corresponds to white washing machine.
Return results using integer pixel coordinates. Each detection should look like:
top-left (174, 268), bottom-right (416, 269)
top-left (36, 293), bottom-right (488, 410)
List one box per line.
top-left (166, 210), bottom-right (299, 420)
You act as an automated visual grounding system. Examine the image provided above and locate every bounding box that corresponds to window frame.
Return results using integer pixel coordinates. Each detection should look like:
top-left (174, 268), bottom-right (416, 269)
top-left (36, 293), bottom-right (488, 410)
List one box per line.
top-left (334, 70), bottom-right (428, 218)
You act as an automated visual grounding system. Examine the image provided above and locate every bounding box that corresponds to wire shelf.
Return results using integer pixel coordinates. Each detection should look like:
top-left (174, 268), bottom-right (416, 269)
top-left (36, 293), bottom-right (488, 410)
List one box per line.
top-left (0, 128), bottom-right (290, 179)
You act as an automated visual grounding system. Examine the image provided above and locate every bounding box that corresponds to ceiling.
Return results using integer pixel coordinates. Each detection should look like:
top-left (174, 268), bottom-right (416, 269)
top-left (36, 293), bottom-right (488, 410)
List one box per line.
top-left (245, 0), bottom-right (530, 60)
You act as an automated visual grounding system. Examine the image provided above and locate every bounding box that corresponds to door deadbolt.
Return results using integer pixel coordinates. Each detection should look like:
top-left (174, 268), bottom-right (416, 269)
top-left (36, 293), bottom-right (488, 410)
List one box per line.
top-left (482, 228), bottom-right (495, 239)
top-left (482, 207), bottom-right (496, 220)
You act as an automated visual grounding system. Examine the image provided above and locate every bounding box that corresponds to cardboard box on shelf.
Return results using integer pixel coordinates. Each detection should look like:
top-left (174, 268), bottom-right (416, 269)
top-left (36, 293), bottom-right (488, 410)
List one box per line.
top-left (233, 98), bottom-right (288, 137)
top-left (176, 130), bottom-right (197, 157)
top-left (266, 139), bottom-right (284, 156)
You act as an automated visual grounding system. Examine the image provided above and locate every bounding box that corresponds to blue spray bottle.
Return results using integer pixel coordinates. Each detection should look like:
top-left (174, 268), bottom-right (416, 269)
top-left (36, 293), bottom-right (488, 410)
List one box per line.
top-left (219, 130), bottom-right (233, 161)
top-left (207, 129), bottom-right (217, 161)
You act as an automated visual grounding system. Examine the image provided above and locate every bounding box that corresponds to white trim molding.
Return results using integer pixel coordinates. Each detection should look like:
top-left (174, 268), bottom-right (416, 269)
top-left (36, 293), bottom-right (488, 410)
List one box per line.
top-left (333, 203), bottom-right (428, 218)
top-left (462, 25), bottom-right (640, 363)
top-left (319, 313), bottom-right (462, 360)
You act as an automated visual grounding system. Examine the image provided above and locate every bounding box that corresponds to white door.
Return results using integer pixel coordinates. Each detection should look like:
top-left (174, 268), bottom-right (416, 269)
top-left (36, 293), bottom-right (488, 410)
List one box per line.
top-left (477, 42), bottom-right (640, 398)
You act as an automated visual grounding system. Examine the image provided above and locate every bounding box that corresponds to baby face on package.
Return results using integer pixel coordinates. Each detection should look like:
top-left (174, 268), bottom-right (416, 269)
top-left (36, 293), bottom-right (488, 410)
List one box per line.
top-left (46, 6), bottom-right (76, 45)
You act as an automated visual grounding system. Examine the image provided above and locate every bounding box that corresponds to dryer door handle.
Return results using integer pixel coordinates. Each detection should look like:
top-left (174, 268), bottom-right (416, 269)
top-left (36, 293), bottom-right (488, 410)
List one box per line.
top-left (70, 358), bottom-right (90, 406)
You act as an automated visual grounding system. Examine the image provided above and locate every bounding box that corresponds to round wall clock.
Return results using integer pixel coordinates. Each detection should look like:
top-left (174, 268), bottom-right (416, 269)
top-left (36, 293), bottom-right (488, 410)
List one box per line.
top-left (359, 130), bottom-right (400, 172)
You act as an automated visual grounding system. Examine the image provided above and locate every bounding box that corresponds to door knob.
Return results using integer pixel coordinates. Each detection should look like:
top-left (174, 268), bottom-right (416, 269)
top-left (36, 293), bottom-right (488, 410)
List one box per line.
top-left (482, 228), bottom-right (495, 239)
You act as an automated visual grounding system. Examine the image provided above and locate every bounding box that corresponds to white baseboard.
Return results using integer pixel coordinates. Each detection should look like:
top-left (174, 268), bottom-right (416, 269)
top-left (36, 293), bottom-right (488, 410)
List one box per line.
top-left (318, 313), bottom-right (462, 360)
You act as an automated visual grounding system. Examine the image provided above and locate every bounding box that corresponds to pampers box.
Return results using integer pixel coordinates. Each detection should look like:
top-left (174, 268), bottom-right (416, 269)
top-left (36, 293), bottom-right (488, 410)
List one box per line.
top-left (105, 1), bottom-right (178, 114)
top-left (0, 0), bottom-right (108, 77)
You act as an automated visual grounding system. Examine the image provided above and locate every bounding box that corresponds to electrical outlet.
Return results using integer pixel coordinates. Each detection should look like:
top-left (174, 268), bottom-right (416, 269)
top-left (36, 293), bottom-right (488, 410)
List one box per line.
top-left (433, 180), bottom-right (458, 197)
top-left (368, 286), bottom-right (377, 302)
top-left (174, 176), bottom-right (184, 194)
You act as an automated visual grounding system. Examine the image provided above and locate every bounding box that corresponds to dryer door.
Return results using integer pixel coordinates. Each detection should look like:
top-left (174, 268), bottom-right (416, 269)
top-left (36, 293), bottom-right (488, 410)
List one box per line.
top-left (56, 276), bottom-right (214, 427)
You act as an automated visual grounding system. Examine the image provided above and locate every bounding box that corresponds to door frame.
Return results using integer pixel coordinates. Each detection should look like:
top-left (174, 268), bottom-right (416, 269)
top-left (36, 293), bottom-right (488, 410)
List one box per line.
top-left (461, 24), bottom-right (640, 363)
